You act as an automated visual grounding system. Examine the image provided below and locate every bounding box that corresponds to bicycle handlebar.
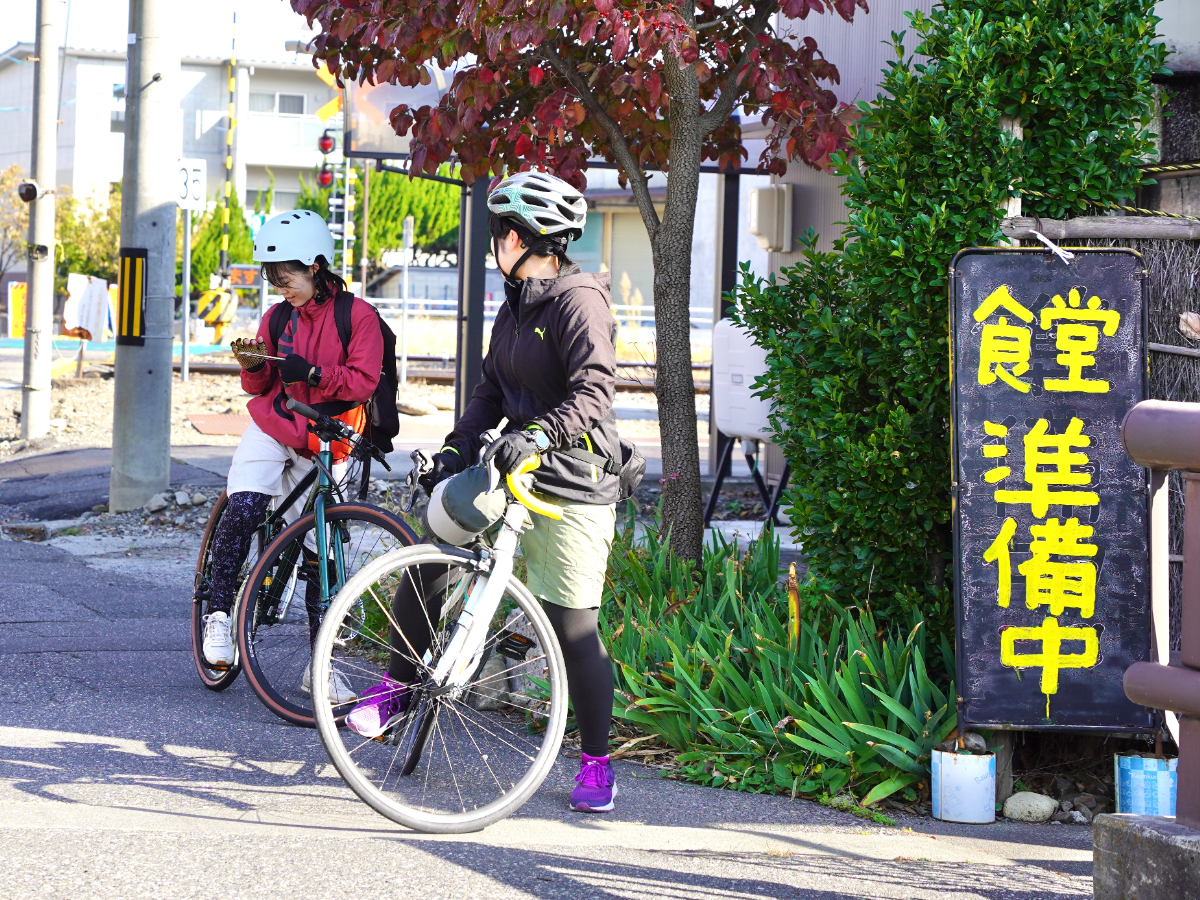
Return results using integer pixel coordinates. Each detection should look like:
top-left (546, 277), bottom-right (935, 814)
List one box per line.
top-left (285, 397), bottom-right (391, 471)
top-left (506, 455), bottom-right (563, 520)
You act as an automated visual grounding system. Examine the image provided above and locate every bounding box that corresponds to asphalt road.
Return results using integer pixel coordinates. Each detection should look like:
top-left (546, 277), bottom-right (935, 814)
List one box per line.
top-left (0, 503), bottom-right (1096, 899)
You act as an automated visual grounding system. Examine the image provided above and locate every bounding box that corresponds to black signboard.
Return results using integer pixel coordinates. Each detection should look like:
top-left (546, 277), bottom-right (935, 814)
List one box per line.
top-left (951, 247), bottom-right (1152, 731)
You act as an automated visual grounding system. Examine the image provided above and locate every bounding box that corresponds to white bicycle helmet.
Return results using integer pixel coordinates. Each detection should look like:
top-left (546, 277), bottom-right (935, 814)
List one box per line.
top-left (488, 170), bottom-right (587, 241)
top-left (253, 209), bottom-right (335, 265)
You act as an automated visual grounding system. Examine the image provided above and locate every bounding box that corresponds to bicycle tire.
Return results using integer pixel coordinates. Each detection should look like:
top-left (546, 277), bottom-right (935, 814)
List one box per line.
top-left (237, 504), bottom-right (418, 727)
top-left (312, 545), bottom-right (569, 834)
top-left (191, 491), bottom-right (242, 690)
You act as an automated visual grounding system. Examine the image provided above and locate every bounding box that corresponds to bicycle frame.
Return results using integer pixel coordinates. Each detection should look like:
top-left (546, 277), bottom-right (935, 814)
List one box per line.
top-left (425, 457), bottom-right (563, 694)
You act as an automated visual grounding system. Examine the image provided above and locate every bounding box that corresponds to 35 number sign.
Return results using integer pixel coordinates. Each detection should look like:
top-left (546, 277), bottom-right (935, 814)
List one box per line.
top-left (176, 158), bottom-right (207, 211)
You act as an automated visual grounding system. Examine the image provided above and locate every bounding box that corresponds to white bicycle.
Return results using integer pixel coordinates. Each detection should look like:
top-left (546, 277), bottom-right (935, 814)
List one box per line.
top-left (310, 440), bottom-right (569, 833)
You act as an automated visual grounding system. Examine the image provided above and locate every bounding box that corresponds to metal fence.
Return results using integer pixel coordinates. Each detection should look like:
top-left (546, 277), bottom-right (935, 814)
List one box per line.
top-left (368, 297), bottom-right (714, 329)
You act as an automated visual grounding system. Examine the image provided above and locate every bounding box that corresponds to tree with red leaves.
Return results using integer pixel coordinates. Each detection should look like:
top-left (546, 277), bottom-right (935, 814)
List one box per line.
top-left (294, 0), bottom-right (867, 561)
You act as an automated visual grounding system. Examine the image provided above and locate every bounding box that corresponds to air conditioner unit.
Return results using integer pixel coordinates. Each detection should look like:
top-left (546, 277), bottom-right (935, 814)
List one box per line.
top-left (711, 318), bottom-right (773, 441)
top-left (747, 184), bottom-right (793, 252)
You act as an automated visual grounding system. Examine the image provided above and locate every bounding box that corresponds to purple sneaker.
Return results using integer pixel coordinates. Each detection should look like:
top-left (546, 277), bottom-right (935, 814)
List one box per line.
top-left (345, 676), bottom-right (410, 738)
top-left (570, 753), bottom-right (617, 813)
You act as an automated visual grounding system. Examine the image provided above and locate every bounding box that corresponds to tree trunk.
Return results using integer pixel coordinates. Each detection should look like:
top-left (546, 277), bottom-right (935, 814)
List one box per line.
top-left (649, 69), bottom-right (705, 564)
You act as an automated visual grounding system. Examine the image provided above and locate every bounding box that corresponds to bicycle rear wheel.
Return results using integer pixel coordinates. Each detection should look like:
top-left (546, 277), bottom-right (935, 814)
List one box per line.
top-left (312, 546), bottom-right (568, 834)
top-left (191, 491), bottom-right (265, 690)
top-left (237, 504), bottom-right (418, 727)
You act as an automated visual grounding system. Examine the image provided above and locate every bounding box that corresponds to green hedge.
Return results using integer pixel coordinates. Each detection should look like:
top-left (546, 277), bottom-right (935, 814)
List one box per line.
top-left (735, 0), bottom-right (1165, 632)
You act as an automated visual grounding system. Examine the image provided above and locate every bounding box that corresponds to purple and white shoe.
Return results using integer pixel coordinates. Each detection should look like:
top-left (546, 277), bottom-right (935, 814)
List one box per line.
top-left (345, 675), bottom-right (410, 738)
top-left (570, 753), bottom-right (617, 813)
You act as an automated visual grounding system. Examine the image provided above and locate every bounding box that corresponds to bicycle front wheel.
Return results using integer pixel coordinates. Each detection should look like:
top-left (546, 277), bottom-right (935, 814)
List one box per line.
top-left (312, 545), bottom-right (569, 834)
top-left (237, 504), bottom-right (418, 727)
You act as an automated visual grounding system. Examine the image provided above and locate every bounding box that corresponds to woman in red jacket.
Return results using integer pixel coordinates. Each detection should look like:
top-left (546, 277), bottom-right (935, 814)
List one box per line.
top-left (201, 210), bottom-right (383, 704)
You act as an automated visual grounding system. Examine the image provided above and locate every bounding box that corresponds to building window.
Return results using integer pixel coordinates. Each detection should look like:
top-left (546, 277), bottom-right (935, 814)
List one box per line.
top-left (110, 110), bottom-right (125, 133)
top-left (277, 93), bottom-right (305, 115)
top-left (248, 93), bottom-right (308, 115)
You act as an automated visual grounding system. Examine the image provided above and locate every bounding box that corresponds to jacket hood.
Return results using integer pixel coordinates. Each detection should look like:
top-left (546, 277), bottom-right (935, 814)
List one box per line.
top-left (521, 263), bottom-right (612, 311)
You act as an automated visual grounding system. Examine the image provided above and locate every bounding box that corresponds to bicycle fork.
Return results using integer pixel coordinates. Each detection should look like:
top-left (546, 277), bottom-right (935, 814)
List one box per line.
top-left (430, 504), bottom-right (528, 693)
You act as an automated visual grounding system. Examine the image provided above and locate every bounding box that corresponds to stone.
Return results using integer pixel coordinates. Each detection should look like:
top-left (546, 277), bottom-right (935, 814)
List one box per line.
top-left (80, 511), bottom-right (95, 520)
top-left (1061, 799), bottom-right (1073, 812)
top-left (1050, 809), bottom-right (1073, 824)
top-left (397, 396), bottom-right (438, 416)
top-left (469, 654), bottom-right (510, 711)
top-left (143, 493), bottom-right (169, 513)
top-left (960, 732), bottom-right (988, 754)
top-left (2, 523), bottom-right (47, 542)
top-left (1071, 810), bottom-right (1088, 825)
top-left (1076, 804), bottom-right (1096, 824)
top-left (1003, 791), bottom-right (1058, 823)
top-left (1075, 792), bottom-right (1097, 810)
top-left (191, 493), bottom-right (208, 506)
top-left (1094, 813), bottom-right (1200, 900)
top-left (48, 418), bottom-right (66, 428)
top-left (934, 738), bottom-right (957, 753)
top-left (175, 491), bottom-right (191, 507)
top-left (1051, 776), bottom-right (1075, 799)
top-left (91, 504), bottom-right (107, 513)
top-left (173, 515), bottom-right (187, 526)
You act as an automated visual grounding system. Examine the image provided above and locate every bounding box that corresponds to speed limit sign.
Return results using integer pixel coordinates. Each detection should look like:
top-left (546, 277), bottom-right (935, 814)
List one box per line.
top-left (176, 158), bottom-right (207, 210)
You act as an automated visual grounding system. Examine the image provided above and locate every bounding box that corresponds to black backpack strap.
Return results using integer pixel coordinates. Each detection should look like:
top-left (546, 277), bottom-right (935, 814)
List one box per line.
top-left (334, 291), bottom-right (354, 356)
top-left (268, 300), bottom-right (291, 347)
top-left (561, 446), bottom-right (621, 476)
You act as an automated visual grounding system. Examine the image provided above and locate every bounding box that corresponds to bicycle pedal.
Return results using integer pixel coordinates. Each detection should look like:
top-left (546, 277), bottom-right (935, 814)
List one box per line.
top-left (495, 630), bottom-right (535, 660)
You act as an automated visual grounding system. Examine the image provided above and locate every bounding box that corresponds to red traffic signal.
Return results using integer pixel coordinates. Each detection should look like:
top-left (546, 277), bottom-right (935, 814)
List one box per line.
top-left (317, 165), bottom-right (334, 188)
top-left (317, 132), bottom-right (335, 154)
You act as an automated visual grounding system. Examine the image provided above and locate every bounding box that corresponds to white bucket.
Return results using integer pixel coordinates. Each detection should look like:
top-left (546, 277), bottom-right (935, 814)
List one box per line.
top-left (1115, 755), bottom-right (1177, 816)
top-left (931, 749), bottom-right (996, 823)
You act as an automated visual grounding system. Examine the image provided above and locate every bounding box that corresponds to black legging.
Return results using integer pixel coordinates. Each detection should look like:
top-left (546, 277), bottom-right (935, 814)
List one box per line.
top-left (388, 566), bottom-right (614, 757)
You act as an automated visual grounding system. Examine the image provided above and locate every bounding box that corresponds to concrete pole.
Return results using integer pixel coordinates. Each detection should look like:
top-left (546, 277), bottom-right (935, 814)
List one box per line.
top-left (21, 0), bottom-right (62, 441)
top-left (110, 0), bottom-right (180, 511)
top-left (180, 208), bottom-right (190, 382)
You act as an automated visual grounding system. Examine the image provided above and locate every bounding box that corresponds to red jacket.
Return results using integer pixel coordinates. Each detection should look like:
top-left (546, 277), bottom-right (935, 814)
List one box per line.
top-left (242, 294), bottom-right (384, 451)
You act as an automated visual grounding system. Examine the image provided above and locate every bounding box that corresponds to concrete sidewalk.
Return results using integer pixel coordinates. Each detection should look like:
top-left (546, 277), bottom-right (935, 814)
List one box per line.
top-left (0, 499), bottom-right (1092, 898)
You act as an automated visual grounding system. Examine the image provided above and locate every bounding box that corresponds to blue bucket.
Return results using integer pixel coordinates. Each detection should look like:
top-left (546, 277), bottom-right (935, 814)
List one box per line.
top-left (1115, 755), bottom-right (1177, 816)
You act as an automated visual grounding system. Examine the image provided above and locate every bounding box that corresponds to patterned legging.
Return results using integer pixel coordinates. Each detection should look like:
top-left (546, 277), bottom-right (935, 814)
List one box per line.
top-left (206, 491), bottom-right (272, 614)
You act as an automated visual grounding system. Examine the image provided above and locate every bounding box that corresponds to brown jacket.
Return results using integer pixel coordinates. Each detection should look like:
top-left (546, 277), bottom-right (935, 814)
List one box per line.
top-left (445, 264), bottom-right (621, 503)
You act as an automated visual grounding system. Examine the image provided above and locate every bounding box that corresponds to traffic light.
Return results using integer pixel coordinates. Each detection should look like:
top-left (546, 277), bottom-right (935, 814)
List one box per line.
top-left (318, 130), bottom-right (335, 155)
top-left (317, 164), bottom-right (334, 188)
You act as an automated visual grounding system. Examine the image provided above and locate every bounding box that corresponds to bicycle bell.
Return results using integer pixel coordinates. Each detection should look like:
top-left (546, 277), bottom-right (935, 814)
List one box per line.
top-left (425, 465), bottom-right (508, 546)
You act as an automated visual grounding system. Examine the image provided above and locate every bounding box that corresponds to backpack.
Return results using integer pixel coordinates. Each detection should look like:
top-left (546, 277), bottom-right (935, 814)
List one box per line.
top-left (269, 291), bottom-right (399, 455)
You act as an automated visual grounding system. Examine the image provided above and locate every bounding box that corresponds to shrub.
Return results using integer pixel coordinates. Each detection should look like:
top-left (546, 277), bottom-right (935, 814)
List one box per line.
top-left (734, 0), bottom-right (1165, 631)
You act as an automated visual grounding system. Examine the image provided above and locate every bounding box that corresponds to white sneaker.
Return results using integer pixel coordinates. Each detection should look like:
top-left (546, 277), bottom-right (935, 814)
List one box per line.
top-left (202, 611), bottom-right (235, 668)
top-left (301, 662), bottom-right (357, 704)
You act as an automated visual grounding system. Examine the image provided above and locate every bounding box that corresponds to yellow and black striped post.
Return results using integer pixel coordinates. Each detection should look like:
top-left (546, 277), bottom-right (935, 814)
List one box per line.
top-left (220, 13), bottom-right (236, 274)
top-left (116, 247), bottom-right (147, 346)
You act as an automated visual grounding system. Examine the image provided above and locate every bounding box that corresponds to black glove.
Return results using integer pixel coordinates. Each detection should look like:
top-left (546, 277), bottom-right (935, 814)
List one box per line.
top-left (278, 353), bottom-right (313, 385)
top-left (482, 430), bottom-right (539, 476)
top-left (418, 449), bottom-right (466, 495)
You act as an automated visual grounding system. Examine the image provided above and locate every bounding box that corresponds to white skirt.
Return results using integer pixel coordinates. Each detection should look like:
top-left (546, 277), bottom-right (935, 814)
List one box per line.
top-left (226, 420), bottom-right (350, 524)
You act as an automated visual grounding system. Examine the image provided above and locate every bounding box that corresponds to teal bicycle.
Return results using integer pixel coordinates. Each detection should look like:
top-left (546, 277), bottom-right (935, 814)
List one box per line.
top-left (190, 398), bottom-right (418, 727)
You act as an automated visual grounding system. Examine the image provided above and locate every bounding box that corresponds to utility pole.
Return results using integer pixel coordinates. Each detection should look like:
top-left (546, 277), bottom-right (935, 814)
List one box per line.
top-left (220, 14), bottom-right (236, 275)
top-left (110, 0), bottom-right (180, 511)
top-left (21, 0), bottom-right (62, 441)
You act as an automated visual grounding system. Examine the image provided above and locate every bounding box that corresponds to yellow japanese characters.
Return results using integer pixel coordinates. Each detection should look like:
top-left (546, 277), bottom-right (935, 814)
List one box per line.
top-left (974, 282), bottom-right (1121, 716)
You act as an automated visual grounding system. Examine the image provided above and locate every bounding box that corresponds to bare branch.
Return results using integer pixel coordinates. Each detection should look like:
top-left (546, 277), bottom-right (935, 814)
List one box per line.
top-left (696, 1), bottom-right (753, 32)
top-left (540, 44), bottom-right (661, 235)
top-left (697, 0), bottom-right (777, 136)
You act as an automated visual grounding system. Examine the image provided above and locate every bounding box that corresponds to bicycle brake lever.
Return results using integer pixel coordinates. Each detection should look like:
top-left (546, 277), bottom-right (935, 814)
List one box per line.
top-left (486, 458), bottom-right (500, 495)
